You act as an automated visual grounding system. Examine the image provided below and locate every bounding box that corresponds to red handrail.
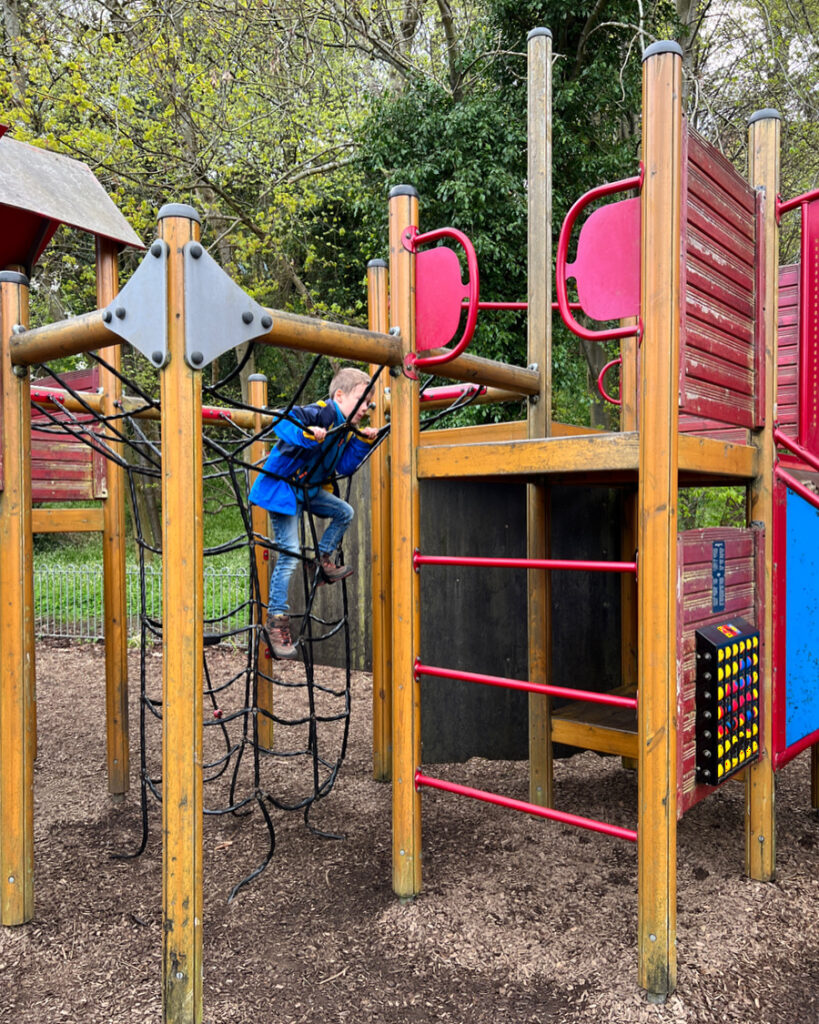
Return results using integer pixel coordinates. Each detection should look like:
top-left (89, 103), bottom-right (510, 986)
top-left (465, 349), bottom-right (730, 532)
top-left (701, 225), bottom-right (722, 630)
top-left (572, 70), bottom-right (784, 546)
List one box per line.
top-left (775, 465), bottom-right (819, 513)
top-left (774, 427), bottom-right (819, 474)
top-left (404, 225), bottom-right (479, 370)
top-left (420, 383), bottom-right (486, 403)
top-left (414, 660), bottom-right (638, 709)
top-left (776, 186), bottom-right (819, 219)
top-left (413, 552), bottom-right (637, 573)
top-left (597, 357), bottom-right (622, 406)
top-left (414, 771), bottom-right (638, 842)
top-left (555, 167), bottom-right (643, 343)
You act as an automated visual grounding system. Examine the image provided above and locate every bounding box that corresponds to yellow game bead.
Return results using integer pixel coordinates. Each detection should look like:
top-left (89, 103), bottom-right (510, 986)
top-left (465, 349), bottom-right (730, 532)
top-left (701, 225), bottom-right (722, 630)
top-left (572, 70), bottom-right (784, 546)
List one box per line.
top-left (718, 648), bottom-right (725, 663)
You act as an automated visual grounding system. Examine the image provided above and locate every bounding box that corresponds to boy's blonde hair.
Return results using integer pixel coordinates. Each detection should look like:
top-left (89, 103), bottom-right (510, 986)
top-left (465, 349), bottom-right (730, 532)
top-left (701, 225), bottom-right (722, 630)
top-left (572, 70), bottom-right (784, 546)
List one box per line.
top-left (329, 366), bottom-right (372, 398)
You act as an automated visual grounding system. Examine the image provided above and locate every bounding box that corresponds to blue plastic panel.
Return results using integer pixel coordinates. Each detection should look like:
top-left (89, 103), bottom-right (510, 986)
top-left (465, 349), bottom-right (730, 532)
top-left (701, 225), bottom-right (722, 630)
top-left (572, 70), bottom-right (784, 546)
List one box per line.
top-left (785, 489), bottom-right (819, 746)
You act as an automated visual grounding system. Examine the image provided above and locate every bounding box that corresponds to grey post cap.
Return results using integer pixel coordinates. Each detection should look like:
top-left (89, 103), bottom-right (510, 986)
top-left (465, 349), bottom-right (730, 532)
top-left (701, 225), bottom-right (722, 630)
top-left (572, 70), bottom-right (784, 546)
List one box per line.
top-left (367, 259), bottom-right (388, 268)
top-left (528, 27), bottom-right (552, 40)
top-left (389, 185), bottom-right (418, 199)
top-left (157, 203), bottom-right (201, 223)
top-left (247, 373), bottom-right (268, 382)
top-left (642, 40), bottom-right (684, 61)
top-left (0, 270), bottom-right (29, 286)
top-left (748, 108), bottom-right (782, 125)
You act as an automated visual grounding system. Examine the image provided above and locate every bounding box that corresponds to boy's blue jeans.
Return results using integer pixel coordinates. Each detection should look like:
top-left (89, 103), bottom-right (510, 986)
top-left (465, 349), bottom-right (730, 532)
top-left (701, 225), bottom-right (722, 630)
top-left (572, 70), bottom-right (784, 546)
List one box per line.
top-left (268, 490), bottom-right (354, 615)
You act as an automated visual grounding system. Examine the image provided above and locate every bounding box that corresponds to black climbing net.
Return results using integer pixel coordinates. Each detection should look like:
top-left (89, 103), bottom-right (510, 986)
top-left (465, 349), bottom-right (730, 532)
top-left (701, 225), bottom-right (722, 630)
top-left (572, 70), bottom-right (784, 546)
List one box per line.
top-left (30, 346), bottom-right (488, 897)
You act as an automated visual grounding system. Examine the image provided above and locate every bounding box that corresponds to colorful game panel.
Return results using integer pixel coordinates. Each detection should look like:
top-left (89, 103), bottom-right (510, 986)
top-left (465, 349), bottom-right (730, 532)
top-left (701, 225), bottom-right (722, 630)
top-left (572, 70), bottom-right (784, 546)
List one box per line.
top-left (695, 617), bottom-right (760, 785)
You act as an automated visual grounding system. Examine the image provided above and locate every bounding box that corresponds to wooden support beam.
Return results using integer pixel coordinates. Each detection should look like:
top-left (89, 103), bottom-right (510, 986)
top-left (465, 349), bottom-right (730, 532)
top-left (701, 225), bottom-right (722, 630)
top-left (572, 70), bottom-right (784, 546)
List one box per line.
top-left (367, 260), bottom-right (393, 782)
top-left (31, 507), bottom-right (104, 532)
top-left (158, 206), bottom-right (204, 1024)
top-left (256, 307), bottom-right (540, 396)
top-left (417, 432), bottom-right (640, 479)
top-left (10, 308), bottom-right (119, 367)
top-left (526, 27), bottom-right (553, 809)
top-left (745, 109), bottom-right (781, 882)
top-left (0, 270), bottom-right (35, 926)
top-left (637, 42), bottom-right (683, 1000)
top-left (389, 186), bottom-right (422, 898)
top-left (97, 237), bottom-right (130, 799)
top-left (249, 374), bottom-right (274, 751)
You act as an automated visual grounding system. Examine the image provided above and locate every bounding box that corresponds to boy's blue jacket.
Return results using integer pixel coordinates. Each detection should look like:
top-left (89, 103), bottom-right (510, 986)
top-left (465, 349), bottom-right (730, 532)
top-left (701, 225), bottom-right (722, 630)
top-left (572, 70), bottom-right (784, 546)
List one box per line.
top-left (249, 399), bottom-right (374, 514)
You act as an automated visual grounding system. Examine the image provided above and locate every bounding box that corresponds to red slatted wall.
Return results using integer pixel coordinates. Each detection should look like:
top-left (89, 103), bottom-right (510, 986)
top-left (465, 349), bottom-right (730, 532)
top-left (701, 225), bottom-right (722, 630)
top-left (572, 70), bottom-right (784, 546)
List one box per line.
top-left (679, 127), bottom-right (763, 431)
top-left (29, 366), bottom-right (107, 502)
top-left (676, 526), bottom-right (764, 816)
top-left (777, 264), bottom-right (799, 437)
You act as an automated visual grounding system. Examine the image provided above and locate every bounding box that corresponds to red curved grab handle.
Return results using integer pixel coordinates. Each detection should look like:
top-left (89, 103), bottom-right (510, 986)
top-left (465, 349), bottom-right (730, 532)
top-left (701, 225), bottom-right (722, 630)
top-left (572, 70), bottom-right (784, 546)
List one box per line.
top-left (556, 167), bottom-right (643, 343)
top-left (403, 225), bottom-right (479, 370)
top-left (597, 357), bottom-right (622, 406)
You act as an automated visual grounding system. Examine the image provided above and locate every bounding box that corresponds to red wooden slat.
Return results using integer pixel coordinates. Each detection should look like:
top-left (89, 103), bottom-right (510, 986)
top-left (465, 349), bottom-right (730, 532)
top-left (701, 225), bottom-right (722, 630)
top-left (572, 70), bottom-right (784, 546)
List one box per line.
top-left (677, 526), bottom-right (762, 816)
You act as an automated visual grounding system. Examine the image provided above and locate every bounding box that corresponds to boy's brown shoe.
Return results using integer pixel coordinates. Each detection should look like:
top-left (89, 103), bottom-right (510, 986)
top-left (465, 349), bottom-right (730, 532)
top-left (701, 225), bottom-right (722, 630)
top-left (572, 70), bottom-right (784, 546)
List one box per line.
top-left (318, 553), bottom-right (354, 584)
top-left (265, 613), bottom-right (298, 659)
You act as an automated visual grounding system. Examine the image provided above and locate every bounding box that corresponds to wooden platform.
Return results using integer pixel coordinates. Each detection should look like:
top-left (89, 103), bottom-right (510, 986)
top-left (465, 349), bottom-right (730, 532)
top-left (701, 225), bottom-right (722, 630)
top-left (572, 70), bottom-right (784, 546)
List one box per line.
top-left (551, 688), bottom-right (639, 759)
top-left (417, 430), bottom-right (757, 485)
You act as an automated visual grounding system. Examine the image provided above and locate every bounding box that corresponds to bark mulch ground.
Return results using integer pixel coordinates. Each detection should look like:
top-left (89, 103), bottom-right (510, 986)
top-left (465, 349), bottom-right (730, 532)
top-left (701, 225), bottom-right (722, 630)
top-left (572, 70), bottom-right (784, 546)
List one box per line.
top-left (1, 642), bottom-right (817, 1023)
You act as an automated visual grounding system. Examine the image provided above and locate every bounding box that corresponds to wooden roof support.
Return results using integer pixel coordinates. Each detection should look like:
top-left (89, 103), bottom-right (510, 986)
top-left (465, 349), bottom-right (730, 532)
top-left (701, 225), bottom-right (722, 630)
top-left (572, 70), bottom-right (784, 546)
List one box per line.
top-left (0, 271), bottom-right (35, 927)
top-left (526, 27), bottom-right (554, 809)
top-left (637, 41), bottom-right (683, 1001)
top-left (745, 109), bottom-right (780, 882)
top-left (388, 186), bottom-right (422, 899)
top-left (157, 206), bottom-right (204, 1024)
top-left (367, 260), bottom-right (393, 783)
top-left (97, 237), bottom-right (130, 801)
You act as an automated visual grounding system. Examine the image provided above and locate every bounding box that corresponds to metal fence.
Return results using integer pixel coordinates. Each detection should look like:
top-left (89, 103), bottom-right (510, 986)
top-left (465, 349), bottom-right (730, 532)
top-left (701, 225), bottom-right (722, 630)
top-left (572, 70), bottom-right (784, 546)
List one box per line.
top-left (33, 563), bottom-right (252, 642)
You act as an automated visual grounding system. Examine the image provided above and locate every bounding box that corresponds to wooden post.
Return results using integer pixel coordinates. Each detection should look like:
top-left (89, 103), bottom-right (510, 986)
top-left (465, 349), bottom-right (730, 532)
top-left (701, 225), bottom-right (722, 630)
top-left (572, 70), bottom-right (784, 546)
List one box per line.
top-left (96, 238), bottom-right (130, 799)
top-left (526, 27), bottom-right (553, 807)
top-left (249, 373), bottom-right (274, 750)
top-left (368, 259), bottom-right (393, 782)
top-left (157, 205), bottom-right (204, 1024)
top-left (388, 186), bottom-right (422, 897)
top-left (637, 41), bottom-right (683, 1000)
top-left (0, 270), bottom-right (35, 926)
top-left (746, 108), bottom-right (781, 881)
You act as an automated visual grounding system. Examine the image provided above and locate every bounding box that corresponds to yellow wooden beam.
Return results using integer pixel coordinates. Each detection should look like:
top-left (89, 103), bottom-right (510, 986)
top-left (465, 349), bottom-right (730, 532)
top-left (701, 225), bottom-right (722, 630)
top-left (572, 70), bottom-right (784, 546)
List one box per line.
top-left (526, 27), bottom-right (553, 809)
top-left (32, 506), bottom-right (104, 533)
top-left (677, 434), bottom-right (757, 479)
top-left (0, 271), bottom-right (35, 926)
top-left (97, 237), bottom-right (130, 799)
top-left (249, 374), bottom-right (274, 751)
top-left (158, 207), bottom-right (204, 1024)
top-left (389, 186), bottom-right (422, 898)
top-left (10, 308), bottom-right (119, 367)
top-left (637, 41), bottom-right (682, 999)
top-left (417, 432), bottom-right (639, 479)
top-left (368, 260), bottom-right (393, 782)
top-left (551, 719), bottom-right (639, 760)
top-left (745, 109), bottom-right (780, 882)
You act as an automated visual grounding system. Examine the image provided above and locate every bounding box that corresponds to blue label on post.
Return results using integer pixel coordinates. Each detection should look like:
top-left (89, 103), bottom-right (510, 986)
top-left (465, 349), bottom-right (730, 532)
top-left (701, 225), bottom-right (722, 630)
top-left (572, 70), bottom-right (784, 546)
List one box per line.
top-left (712, 540), bottom-right (726, 613)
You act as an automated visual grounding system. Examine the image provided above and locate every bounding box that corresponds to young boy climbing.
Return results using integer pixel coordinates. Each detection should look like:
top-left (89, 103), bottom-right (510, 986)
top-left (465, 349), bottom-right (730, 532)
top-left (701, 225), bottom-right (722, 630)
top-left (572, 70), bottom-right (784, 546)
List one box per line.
top-left (249, 366), bottom-right (378, 658)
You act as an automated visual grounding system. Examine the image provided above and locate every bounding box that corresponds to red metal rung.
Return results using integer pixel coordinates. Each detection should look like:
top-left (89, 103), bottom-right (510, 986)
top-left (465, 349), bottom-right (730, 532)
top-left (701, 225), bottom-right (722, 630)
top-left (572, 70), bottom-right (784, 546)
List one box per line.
top-left (415, 659), bottom-right (638, 709)
top-left (413, 552), bottom-right (637, 574)
top-left (414, 770), bottom-right (637, 842)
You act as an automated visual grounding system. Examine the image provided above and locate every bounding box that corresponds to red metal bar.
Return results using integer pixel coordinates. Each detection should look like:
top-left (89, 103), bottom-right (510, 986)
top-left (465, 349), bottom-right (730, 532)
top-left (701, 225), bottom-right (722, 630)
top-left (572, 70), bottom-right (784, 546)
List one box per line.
top-left (201, 405), bottom-right (234, 421)
top-left (415, 770), bottom-right (638, 842)
top-left (403, 225), bottom-right (479, 370)
top-left (555, 167), bottom-right (643, 343)
top-left (415, 659), bottom-right (638, 709)
top-left (776, 186), bottom-right (819, 219)
top-left (420, 383), bottom-right (486, 403)
top-left (597, 357), bottom-right (622, 406)
top-left (774, 428), bottom-right (819, 474)
top-left (775, 465), bottom-right (819, 513)
top-left (413, 552), bottom-right (637, 573)
top-left (461, 301), bottom-right (583, 311)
